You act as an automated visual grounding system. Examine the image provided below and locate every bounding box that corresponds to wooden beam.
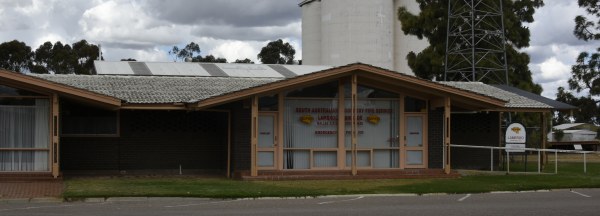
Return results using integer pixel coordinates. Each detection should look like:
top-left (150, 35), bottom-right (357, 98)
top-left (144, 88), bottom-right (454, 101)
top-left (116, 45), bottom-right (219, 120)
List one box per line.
top-left (337, 79), bottom-right (346, 169)
top-left (444, 97), bottom-right (452, 174)
top-left (0, 70), bottom-right (121, 107)
top-left (250, 96), bottom-right (259, 177)
top-left (277, 93), bottom-right (284, 170)
top-left (351, 74), bottom-right (358, 176)
top-left (51, 94), bottom-right (60, 178)
top-left (399, 93), bottom-right (406, 169)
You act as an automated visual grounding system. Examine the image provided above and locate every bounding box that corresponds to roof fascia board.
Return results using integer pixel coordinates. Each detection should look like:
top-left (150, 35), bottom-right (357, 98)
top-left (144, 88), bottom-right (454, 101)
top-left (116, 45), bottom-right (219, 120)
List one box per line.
top-left (0, 70), bottom-right (121, 107)
top-left (353, 66), bottom-right (506, 107)
top-left (483, 108), bottom-right (552, 113)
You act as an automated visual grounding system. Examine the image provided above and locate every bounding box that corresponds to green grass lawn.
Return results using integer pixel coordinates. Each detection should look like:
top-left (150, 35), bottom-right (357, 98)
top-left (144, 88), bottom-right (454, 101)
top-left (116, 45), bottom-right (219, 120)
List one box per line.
top-left (63, 162), bottom-right (600, 199)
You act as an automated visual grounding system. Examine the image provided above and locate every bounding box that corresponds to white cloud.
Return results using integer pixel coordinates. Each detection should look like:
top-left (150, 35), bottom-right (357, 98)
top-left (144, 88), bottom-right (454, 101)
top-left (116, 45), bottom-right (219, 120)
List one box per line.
top-left (79, 1), bottom-right (186, 49)
top-left (209, 41), bottom-right (261, 63)
top-left (534, 57), bottom-right (570, 83)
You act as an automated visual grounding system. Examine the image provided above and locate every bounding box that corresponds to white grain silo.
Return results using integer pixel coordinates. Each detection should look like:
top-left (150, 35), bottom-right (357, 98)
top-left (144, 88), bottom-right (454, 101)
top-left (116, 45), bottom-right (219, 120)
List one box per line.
top-left (300, 0), bottom-right (427, 75)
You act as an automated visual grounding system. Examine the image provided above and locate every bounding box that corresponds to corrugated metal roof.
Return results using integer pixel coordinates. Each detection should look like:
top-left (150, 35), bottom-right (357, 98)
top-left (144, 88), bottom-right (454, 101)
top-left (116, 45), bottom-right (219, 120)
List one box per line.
top-left (553, 123), bottom-right (586, 130)
top-left (94, 61), bottom-right (333, 78)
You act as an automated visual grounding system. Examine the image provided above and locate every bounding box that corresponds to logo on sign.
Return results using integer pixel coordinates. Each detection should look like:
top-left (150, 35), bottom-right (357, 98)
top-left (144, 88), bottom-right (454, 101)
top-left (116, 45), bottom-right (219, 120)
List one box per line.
top-left (367, 115), bottom-right (380, 125)
top-left (511, 127), bottom-right (521, 134)
top-left (299, 115), bottom-right (314, 125)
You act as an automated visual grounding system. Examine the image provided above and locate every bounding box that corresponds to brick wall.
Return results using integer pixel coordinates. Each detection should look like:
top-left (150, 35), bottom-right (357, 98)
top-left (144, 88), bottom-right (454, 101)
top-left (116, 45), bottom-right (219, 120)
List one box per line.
top-left (227, 100), bottom-right (251, 172)
top-left (428, 108), bottom-right (444, 169)
top-left (451, 112), bottom-right (500, 170)
top-left (61, 110), bottom-right (228, 171)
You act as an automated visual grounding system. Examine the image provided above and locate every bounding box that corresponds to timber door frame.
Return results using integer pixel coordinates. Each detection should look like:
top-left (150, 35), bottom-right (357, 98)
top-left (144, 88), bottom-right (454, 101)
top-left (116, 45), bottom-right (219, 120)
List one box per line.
top-left (257, 112), bottom-right (278, 170)
top-left (402, 113), bottom-right (428, 169)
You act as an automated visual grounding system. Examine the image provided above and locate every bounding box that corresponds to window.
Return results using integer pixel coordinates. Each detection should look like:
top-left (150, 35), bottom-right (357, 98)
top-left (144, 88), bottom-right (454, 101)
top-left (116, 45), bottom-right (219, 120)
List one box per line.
top-left (60, 100), bottom-right (119, 136)
top-left (283, 98), bottom-right (338, 169)
top-left (0, 98), bottom-right (50, 171)
top-left (405, 97), bottom-right (427, 112)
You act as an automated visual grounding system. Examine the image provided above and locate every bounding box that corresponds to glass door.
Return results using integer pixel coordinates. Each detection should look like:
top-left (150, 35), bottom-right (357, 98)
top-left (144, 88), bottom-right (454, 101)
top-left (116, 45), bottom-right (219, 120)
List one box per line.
top-left (257, 113), bottom-right (277, 169)
top-left (404, 114), bottom-right (427, 168)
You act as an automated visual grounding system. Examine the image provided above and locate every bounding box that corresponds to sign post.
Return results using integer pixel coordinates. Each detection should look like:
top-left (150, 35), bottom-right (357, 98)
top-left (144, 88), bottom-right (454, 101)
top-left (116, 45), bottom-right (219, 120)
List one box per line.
top-left (505, 122), bottom-right (527, 172)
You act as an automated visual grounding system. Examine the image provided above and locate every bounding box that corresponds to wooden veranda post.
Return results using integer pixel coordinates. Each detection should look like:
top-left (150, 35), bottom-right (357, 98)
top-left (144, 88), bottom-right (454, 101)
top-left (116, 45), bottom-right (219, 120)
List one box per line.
top-left (51, 94), bottom-right (60, 178)
top-left (351, 74), bottom-right (358, 176)
top-left (444, 97), bottom-right (451, 174)
top-left (251, 96), bottom-right (258, 177)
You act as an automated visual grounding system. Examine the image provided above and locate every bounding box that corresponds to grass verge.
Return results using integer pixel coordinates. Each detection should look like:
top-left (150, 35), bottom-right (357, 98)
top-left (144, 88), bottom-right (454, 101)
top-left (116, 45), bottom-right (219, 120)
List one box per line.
top-left (63, 162), bottom-right (600, 199)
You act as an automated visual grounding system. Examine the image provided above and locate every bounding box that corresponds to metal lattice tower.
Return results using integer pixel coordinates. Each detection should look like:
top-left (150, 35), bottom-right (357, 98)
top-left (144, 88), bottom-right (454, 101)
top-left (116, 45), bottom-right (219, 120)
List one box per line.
top-left (444, 0), bottom-right (508, 84)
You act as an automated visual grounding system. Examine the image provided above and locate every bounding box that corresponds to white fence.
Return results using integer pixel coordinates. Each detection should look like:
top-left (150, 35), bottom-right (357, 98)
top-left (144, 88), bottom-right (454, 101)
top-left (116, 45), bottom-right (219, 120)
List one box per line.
top-left (451, 144), bottom-right (597, 174)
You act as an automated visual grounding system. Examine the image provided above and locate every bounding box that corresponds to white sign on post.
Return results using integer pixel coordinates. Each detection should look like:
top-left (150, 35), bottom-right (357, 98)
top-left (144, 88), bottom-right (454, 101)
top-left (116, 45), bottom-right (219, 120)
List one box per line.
top-left (505, 122), bottom-right (526, 153)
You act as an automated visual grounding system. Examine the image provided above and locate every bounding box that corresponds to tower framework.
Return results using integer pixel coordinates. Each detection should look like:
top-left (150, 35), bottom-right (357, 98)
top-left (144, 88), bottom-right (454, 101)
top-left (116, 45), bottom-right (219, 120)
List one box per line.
top-left (444, 0), bottom-right (508, 84)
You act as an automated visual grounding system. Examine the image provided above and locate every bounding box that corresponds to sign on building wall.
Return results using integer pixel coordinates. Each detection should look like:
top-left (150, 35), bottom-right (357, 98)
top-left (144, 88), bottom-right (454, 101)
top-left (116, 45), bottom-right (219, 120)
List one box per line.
top-left (505, 122), bottom-right (526, 153)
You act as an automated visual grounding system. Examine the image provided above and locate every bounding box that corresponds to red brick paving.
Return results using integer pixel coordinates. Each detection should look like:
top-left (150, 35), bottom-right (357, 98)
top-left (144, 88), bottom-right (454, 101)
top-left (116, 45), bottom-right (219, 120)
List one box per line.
top-left (0, 181), bottom-right (63, 199)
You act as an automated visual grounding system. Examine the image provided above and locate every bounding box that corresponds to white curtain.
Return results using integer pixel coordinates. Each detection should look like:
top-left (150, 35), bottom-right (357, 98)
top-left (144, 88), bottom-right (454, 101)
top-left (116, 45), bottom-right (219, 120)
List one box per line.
top-left (0, 99), bottom-right (49, 171)
top-left (284, 99), bottom-right (338, 169)
top-left (345, 99), bottom-right (400, 168)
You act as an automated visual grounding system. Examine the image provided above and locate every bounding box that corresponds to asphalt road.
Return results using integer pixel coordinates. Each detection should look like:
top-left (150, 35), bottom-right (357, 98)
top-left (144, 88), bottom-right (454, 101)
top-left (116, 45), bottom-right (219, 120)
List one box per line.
top-left (1, 189), bottom-right (599, 216)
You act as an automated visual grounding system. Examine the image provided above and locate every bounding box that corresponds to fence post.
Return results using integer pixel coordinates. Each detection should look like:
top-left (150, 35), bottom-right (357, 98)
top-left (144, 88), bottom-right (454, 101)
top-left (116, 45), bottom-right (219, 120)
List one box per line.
top-left (507, 150), bottom-right (510, 173)
top-left (555, 150), bottom-right (558, 174)
top-left (584, 152), bottom-right (587, 174)
top-left (537, 150), bottom-right (540, 173)
top-left (490, 148), bottom-right (494, 172)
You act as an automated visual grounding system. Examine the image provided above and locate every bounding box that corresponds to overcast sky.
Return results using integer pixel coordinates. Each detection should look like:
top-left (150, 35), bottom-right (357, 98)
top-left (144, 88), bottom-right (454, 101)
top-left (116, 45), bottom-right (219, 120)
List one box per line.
top-left (0, 0), bottom-right (598, 99)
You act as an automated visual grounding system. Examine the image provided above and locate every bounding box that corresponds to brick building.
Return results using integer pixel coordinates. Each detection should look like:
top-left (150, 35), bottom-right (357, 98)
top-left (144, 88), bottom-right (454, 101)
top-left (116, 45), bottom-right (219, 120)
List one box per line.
top-left (0, 62), bottom-right (574, 179)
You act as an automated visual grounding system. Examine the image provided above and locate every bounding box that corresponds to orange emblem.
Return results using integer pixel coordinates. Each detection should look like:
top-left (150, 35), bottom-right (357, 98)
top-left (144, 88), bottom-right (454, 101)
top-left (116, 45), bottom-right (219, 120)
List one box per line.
top-left (300, 115), bottom-right (314, 124)
top-left (511, 127), bottom-right (521, 134)
top-left (367, 115), bottom-right (380, 125)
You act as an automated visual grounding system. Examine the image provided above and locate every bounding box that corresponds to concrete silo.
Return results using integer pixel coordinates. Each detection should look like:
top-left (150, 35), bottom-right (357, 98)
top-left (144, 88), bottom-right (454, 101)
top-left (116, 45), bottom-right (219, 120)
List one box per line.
top-left (300, 0), bottom-right (427, 75)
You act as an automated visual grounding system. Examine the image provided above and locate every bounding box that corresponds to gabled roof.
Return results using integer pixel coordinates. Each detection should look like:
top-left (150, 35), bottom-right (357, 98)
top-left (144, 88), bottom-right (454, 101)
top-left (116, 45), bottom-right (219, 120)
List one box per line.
top-left (1, 62), bottom-right (575, 112)
top-left (193, 63), bottom-right (507, 109)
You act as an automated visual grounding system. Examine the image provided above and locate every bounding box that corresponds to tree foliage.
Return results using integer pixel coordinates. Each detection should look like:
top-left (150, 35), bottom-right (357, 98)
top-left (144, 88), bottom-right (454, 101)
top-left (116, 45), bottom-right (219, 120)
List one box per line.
top-left (398, 0), bottom-right (544, 93)
top-left (169, 42), bottom-right (201, 62)
top-left (168, 42), bottom-right (228, 63)
top-left (555, 0), bottom-right (600, 125)
top-left (0, 40), bottom-right (32, 73)
top-left (194, 54), bottom-right (227, 63)
top-left (0, 39), bottom-right (99, 74)
top-left (234, 58), bottom-right (254, 64)
top-left (555, 87), bottom-right (599, 125)
top-left (257, 39), bottom-right (295, 64)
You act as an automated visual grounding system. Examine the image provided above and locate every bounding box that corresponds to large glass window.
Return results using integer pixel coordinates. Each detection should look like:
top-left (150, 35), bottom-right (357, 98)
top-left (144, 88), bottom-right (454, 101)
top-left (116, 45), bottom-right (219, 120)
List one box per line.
top-left (0, 98), bottom-right (50, 171)
top-left (345, 85), bottom-right (400, 168)
top-left (283, 82), bottom-right (339, 169)
top-left (281, 83), bottom-right (402, 170)
top-left (283, 99), bottom-right (338, 169)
